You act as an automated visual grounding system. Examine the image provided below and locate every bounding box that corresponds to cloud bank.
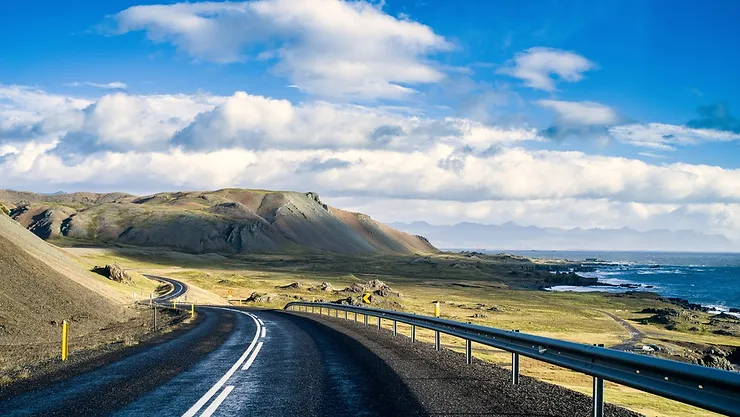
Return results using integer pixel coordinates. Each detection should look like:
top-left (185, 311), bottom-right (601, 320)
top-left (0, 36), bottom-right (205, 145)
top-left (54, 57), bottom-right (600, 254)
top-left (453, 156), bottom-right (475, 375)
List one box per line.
top-left (3, 84), bottom-right (740, 242)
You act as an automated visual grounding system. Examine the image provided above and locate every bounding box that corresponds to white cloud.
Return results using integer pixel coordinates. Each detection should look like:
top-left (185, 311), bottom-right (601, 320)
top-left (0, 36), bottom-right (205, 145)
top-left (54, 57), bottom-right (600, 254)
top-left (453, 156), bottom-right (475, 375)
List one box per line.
top-left (0, 86), bottom-right (224, 154)
top-left (65, 81), bottom-right (128, 90)
top-left (497, 47), bottom-right (595, 91)
top-left (4, 84), bottom-right (740, 242)
top-left (110, 0), bottom-right (453, 100)
top-left (537, 100), bottom-right (618, 125)
top-left (609, 123), bottom-right (740, 150)
top-left (171, 91), bottom-right (539, 151)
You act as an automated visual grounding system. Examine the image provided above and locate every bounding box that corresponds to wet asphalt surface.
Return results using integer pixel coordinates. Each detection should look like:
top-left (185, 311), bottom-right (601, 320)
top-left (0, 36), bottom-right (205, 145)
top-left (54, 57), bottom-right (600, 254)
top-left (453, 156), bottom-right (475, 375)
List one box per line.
top-left (0, 305), bottom-right (642, 417)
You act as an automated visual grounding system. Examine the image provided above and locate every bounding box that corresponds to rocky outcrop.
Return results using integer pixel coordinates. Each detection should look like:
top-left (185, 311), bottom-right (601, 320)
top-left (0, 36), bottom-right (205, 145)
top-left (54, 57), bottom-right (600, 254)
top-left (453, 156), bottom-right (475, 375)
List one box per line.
top-left (313, 282), bottom-right (334, 292)
top-left (697, 354), bottom-right (734, 371)
top-left (543, 272), bottom-right (598, 286)
top-left (91, 263), bottom-right (132, 284)
top-left (278, 282), bottom-right (302, 290)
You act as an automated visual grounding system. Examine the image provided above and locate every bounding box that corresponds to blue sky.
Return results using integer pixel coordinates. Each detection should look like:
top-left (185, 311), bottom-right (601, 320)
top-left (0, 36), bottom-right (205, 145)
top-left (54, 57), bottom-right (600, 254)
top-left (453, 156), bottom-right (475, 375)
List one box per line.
top-left (2, 0), bottom-right (740, 241)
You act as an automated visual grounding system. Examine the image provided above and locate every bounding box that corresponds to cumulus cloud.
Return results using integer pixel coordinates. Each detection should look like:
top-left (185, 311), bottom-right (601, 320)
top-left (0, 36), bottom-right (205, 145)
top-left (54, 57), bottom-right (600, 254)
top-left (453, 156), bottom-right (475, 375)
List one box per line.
top-left (496, 47), bottom-right (595, 91)
top-left (171, 91), bottom-right (539, 151)
top-left (109, 0), bottom-right (453, 100)
top-left (4, 83), bottom-right (740, 242)
top-left (537, 100), bottom-right (618, 126)
top-left (64, 81), bottom-right (128, 90)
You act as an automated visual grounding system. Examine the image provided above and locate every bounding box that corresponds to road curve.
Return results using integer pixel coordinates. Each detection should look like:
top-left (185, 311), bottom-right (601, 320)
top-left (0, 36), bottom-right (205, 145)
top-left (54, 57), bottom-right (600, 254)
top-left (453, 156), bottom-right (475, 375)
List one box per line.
top-left (144, 274), bottom-right (189, 301)
top-left (0, 277), bottom-right (639, 417)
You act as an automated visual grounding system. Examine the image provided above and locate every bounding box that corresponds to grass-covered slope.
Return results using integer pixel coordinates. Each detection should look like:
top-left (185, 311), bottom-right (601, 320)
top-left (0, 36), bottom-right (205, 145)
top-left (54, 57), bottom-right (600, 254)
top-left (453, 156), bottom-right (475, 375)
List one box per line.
top-left (0, 189), bottom-right (437, 256)
top-left (0, 213), bottom-right (133, 354)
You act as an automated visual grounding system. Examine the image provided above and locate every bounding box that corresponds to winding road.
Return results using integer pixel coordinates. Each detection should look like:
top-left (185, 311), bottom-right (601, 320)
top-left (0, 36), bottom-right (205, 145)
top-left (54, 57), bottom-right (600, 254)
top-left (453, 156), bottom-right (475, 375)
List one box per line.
top-left (0, 277), bottom-right (638, 417)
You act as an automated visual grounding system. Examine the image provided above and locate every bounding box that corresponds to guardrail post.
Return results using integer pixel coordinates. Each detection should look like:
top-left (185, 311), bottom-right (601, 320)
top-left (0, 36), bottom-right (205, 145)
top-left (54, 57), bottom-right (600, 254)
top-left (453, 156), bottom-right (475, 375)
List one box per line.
top-left (593, 375), bottom-right (604, 417)
top-left (466, 339), bottom-right (472, 364)
top-left (364, 314), bottom-right (368, 326)
top-left (435, 331), bottom-right (441, 351)
top-left (593, 344), bottom-right (605, 417)
top-left (393, 320), bottom-right (397, 336)
top-left (312, 306), bottom-right (315, 314)
top-left (335, 309), bottom-right (338, 318)
top-left (512, 330), bottom-right (520, 385)
top-left (344, 310), bottom-right (348, 320)
top-left (411, 325), bottom-right (416, 343)
top-left (354, 312), bottom-right (358, 322)
top-left (378, 317), bottom-right (382, 330)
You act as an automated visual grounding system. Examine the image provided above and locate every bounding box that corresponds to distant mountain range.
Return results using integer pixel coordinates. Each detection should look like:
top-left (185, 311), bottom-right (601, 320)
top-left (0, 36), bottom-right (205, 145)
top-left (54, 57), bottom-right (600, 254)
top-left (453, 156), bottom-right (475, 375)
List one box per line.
top-left (388, 221), bottom-right (735, 252)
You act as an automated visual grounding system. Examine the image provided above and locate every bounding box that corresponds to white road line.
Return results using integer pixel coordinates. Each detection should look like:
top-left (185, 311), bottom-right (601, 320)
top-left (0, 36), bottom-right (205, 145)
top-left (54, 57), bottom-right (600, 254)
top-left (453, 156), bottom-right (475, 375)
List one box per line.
top-left (181, 309), bottom-right (261, 417)
top-left (242, 341), bottom-right (264, 370)
top-left (257, 318), bottom-right (264, 326)
top-left (261, 327), bottom-right (266, 338)
top-left (199, 385), bottom-right (234, 417)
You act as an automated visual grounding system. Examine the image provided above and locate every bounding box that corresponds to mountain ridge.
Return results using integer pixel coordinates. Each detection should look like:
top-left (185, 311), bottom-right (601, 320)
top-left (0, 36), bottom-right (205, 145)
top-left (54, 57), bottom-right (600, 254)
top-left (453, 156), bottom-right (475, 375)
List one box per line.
top-left (0, 189), bottom-right (436, 256)
top-left (390, 221), bottom-right (734, 252)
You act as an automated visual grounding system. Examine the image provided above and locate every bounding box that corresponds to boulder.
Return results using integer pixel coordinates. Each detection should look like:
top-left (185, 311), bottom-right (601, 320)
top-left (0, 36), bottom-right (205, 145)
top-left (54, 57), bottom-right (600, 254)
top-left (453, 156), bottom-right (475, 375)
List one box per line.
top-left (343, 283), bottom-right (366, 293)
top-left (245, 292), bottom-right (277, 303)
top-left (91, 263), bottom-right (132, 284)
top-left (333, 296), bottom-right (364, 306)
top-left (278, 282), bottom-right (302, 290)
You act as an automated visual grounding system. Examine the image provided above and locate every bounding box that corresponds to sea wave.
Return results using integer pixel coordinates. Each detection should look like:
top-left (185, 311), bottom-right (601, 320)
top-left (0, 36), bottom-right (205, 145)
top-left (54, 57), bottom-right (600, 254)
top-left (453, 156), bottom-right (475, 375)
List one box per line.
top-left (636, 269), bottom-right (685, 275)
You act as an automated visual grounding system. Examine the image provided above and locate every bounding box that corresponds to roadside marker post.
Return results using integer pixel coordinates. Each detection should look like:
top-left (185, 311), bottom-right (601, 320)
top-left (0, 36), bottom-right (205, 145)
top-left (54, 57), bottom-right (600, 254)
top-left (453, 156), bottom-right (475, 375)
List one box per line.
top-left (173, 300), bottom-right (177, 308)
top-left (149, 293), bottom-right (153, 306)
top-left (191, 303), bottom-right (195, 318)
top-left (434, 301), bottom-right (440, 318)
top-left (61, 320), bottom-right (69, 361)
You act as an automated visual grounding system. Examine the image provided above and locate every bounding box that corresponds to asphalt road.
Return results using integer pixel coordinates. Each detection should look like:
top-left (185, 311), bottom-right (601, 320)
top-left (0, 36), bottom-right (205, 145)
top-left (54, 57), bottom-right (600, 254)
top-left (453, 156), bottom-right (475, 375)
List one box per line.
top-left (0, 279), bottom-right (640, 417)
top-left (143, 274), bottom-right (189, 301)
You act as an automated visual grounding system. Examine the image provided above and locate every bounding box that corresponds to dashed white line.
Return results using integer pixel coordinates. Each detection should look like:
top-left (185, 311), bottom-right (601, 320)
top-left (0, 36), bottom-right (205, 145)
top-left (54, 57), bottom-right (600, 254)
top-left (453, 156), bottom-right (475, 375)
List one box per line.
top-left (199, 385), bottom-right (234, 417)
top-left (261, 327), bottom-right (266, 338)
top-left (181, 308), bottom-right (261, 417)
top-left (242, 341), bottom-right (264, 371)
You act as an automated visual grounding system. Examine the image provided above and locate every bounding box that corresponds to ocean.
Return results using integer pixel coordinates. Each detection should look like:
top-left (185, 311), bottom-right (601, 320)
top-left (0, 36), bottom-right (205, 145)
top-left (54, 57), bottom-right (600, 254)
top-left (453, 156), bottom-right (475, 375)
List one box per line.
top-left (499, 250), bottom-right (740, 313)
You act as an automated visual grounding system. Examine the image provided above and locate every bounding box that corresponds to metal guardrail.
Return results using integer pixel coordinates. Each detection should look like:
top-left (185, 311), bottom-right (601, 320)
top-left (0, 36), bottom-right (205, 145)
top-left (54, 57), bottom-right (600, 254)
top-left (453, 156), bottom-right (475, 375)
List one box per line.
top-left (284, 301), bottom-right (740, 417)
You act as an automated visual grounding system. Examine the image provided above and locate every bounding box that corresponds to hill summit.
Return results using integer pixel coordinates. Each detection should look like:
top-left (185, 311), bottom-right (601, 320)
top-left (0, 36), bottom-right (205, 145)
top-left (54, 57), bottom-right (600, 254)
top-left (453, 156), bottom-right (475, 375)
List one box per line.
top-left (0, 189), bottom-right (436, 255)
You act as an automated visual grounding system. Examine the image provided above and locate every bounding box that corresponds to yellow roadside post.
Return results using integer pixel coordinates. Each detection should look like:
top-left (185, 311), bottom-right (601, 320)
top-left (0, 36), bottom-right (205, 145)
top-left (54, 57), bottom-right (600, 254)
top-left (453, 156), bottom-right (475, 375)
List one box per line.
top-left (173, 300), bottom-right (177, 308)
top-left (191, 303), bottom-right (195, 318)
top-left (61, 320), bottom-right (69, 361)
top-left (434, 301), bottom-right (440, 318)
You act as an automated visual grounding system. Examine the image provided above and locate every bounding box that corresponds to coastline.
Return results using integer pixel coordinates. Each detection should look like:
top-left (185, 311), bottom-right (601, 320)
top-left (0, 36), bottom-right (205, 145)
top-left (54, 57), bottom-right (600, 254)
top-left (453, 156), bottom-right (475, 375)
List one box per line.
top-left (515, 252), bottom-right (740, 318)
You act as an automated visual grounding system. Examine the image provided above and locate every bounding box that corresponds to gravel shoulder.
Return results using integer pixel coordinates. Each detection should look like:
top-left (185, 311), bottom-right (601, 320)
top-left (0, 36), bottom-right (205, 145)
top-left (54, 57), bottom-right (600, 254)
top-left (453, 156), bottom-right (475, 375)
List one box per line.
top-left (293, 311), bottom-right (643, 417)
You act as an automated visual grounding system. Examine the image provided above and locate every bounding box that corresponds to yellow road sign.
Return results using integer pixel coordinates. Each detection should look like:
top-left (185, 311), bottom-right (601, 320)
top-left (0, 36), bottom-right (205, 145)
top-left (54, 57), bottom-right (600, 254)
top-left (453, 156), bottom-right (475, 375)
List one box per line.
top-left (362, 293), bottom-right (371, 303)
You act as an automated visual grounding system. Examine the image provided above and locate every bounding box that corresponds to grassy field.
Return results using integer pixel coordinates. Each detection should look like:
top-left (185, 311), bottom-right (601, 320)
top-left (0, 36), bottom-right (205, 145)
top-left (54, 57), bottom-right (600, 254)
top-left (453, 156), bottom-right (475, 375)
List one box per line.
top-left (65, 247), bottom-right (737, 417)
